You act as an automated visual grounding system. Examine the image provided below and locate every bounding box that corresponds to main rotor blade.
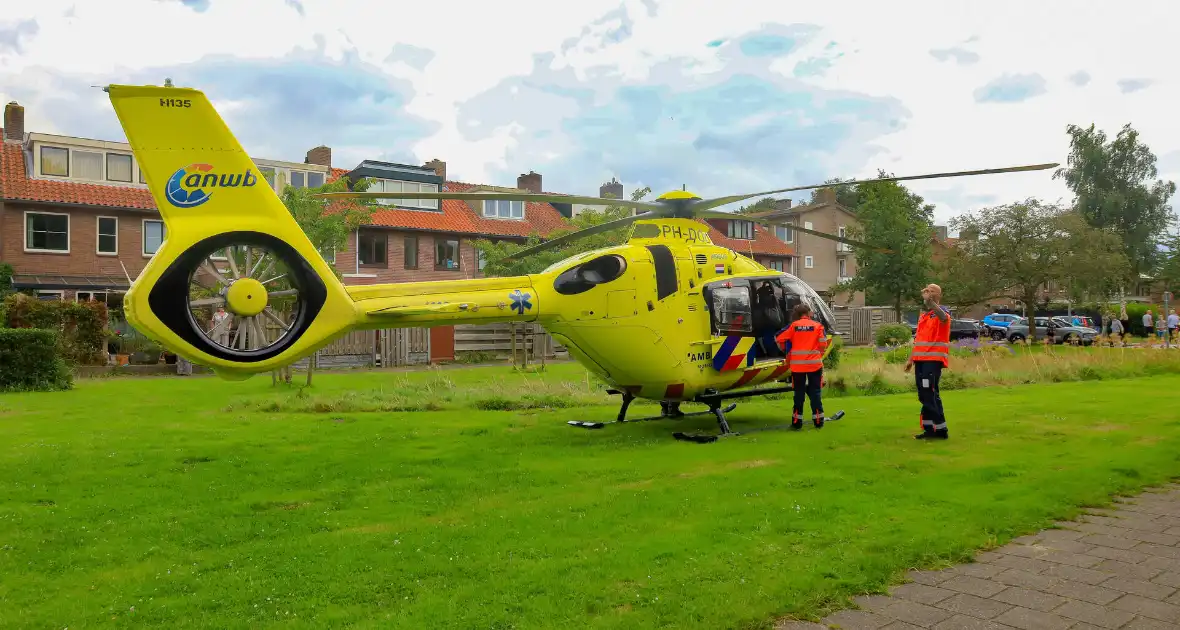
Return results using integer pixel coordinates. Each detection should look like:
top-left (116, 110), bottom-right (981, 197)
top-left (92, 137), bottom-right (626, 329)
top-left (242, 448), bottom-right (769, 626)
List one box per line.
top-left (697, 210), bottom-right (893, 253)
top-left (690, 162), bottom-right (1060, 212)
top-left (498, 209), bottom-right (674, 262)
top-left (316, 190), bottom-right (667, 212)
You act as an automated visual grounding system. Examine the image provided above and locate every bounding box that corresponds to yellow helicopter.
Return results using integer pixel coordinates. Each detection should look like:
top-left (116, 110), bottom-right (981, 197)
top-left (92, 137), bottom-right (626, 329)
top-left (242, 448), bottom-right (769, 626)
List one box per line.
top-left (103, 82), bottom-right (1057, 442)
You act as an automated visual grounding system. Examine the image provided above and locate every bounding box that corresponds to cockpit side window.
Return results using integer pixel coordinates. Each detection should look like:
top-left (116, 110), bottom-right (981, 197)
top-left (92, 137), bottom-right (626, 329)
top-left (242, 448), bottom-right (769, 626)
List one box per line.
top-left (709, 285), bottom-right (752, 335)
top-left (552, 254), bottom-right (628, 295)
top-left (645, 245), bottom-right (678, 300)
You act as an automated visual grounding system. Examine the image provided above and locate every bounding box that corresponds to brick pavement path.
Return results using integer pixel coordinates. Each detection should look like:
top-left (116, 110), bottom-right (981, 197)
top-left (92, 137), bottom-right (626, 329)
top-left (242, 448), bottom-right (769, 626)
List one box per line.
top-left (777, 484), bottom-right (1180, 629)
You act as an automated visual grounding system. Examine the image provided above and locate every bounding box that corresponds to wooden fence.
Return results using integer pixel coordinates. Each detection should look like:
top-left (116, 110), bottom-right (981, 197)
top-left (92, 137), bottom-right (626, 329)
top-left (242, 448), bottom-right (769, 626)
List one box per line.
top-left (832, 306), bottom-right (901, 346)
top-left (290, 328), bottom-right (431, 369)
top-left (454, 323), bottom-right (563, 362)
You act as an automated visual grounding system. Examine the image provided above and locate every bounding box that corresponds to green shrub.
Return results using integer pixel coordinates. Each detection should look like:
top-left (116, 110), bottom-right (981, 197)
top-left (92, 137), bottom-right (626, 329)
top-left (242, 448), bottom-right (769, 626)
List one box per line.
top-left (823, 335), bottom-right (843, 370)
top-left (0, 328), bottom-right (72, 392)
top-left (3, 293), bottom-right (108, 365)
top-left (875, 323), bottom-right (913, 347)
top-left (883, 346), bottom-right (910, 364)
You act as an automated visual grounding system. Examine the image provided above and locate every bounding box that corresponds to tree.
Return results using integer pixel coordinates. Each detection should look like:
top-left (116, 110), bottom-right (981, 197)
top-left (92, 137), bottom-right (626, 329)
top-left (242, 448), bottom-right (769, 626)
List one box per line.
top-left (276, 175), bottom-right (377, 384)
top-left (734, 196), bottom-right (780, 215)
top-left (833, 172), bottom-right (935, 318)
top-left (947, 199), bottom-right (1129, 341)
top-left (474, 187), bottom-right (652, 277)
top-left (1054, 123), bottom-right (1177, 281)
top-left (810, 177), bottom-right (861, 209)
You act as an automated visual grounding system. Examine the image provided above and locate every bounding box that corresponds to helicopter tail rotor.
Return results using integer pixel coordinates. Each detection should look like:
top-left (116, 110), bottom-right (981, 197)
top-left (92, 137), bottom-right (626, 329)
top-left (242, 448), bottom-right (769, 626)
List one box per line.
top-left (105, 84), bottom-right (361, 378)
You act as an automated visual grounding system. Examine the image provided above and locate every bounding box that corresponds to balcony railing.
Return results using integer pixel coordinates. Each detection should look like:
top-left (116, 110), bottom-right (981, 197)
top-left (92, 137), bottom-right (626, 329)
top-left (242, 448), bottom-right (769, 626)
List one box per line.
top-left (836, 242), bottom-right (853, 253)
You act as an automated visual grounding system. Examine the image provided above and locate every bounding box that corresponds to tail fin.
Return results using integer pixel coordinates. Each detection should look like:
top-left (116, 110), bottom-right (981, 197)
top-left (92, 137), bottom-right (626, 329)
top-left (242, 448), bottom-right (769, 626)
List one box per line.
top-left (106, 83), bottom-right (358, 377)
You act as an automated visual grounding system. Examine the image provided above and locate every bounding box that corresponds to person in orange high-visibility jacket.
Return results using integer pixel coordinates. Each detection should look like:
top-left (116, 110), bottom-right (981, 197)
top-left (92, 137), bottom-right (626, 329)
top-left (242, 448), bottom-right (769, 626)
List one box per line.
top-left (905, 283), bottom-right (951, 440)
top-left (775, 303), bottom-right (829, 430)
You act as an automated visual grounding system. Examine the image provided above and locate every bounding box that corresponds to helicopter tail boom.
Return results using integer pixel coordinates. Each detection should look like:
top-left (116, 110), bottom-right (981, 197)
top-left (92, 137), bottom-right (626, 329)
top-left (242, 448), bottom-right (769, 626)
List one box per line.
top-left (347, 276), bottom-right (541, 328)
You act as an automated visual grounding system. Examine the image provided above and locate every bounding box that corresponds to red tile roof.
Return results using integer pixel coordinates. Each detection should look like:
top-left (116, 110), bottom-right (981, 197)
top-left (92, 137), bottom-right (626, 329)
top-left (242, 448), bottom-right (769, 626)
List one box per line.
top-left (0, 139), bottom-right (155, 209)
top-left (1, 131), bottom-right (795, 256)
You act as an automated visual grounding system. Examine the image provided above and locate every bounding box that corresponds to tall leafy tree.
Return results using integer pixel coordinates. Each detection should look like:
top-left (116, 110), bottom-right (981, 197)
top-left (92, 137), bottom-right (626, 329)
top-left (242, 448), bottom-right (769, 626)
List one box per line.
top-left (1054, 123), bottom-right (1177, 280)
top-left (809, 177), bottom-right (861, 209)
top-left (947, 199), bottom-right (1128, 341)
top-left (475, 187), bottom-right (652, 277)
top-left (834, 172), bottom-right (935, 317)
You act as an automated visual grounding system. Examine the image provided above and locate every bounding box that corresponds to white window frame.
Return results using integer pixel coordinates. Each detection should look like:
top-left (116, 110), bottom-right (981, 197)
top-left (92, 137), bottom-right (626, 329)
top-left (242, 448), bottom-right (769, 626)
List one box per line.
top-left (775, 224), bottom-right (794, 243)
top-left (371, 179), bottom-right (439, 211)
top-left (106, 153), bottom-right (133, 183)
top-left (35, 290), bottom-right (65, 300)
top-left (804, 221), bottom-right (813, 231)
top-left (482, 199), bottom-right (524, 220)
top-left (96, 216), bottom-right (119, 256)
top-left (24, 210), bottom-right (71, 253)
top-left (804, 255), bottom-right (814, 269)
top-left (766, 259), bottom-right (784, 272)
top-left (839, 258), bottom-right (847, 277)
top-left (727, 220), bottom-right (755, 240)
top-left (142, 219), bottom-right (166, 257)
top-left (76, 291), bottom-right (110, 303)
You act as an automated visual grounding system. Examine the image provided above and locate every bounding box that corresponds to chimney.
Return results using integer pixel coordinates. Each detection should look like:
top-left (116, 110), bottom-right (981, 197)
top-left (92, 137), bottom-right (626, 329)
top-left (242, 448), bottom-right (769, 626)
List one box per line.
top-left (599, 177), bottom-right (624, 200)
top-left (424, 159), bottom-right (446, 183)
top-left (816, 187), bottom-right (837, 204)
top-left (773, 198), bottom-right (792, 211)
top-left (935, 225), bottom-right (948, 241)
top-left (517, 170), bottom-right (542, 193)
top-left (304, 145), bottom-right (332, 167)
top-left (4, 101), bottom-right (24, 143)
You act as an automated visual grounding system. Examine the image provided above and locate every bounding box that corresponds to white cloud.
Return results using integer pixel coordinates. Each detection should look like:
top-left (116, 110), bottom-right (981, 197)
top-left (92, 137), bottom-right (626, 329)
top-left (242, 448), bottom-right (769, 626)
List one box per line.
top-left (0, 0), bottom-right (1175, 226)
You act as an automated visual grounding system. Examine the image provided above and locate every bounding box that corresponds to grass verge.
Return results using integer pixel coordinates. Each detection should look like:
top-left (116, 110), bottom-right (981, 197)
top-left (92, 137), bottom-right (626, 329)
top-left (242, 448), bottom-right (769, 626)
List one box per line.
top-left (2, 370), bottom-right (1180, 628)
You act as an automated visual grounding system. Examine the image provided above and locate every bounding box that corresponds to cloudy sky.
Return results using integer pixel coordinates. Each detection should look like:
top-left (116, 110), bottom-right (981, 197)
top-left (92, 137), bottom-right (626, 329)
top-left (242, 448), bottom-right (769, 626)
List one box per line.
top-left (0, 0), bottom-right (1174, 226)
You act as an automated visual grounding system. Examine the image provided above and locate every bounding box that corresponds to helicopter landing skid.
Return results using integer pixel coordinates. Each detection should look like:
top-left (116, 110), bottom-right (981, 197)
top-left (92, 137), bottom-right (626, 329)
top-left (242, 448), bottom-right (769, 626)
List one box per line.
top-left (672, 385), bottom-right (847, 444)
top-left (567, 391), bottom-right (736, 430)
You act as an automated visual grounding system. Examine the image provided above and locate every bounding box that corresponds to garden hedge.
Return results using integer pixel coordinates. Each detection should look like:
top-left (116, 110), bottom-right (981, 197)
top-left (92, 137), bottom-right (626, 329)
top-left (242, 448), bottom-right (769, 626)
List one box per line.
top-left (3, 293), bottom-right (108, 365)
top-left (0, 328), bottom-right (72, 392)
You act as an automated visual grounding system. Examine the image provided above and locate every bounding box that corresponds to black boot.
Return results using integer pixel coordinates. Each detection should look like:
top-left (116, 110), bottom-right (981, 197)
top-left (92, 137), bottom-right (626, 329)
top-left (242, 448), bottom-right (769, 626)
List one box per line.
top-left (813, 413), bottom-right (824, 429)
top-left (915, 429), bottom-right (949, 440)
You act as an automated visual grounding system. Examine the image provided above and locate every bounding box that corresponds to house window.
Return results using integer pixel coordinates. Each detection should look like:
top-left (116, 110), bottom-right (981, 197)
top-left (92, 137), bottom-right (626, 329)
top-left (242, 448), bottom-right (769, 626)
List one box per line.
top-left (290, 171), bottom-right (305, 189)
top-left (74, 150), bottom-right (103, 180)
top-left (404, 236), bottom-right (418, 269)
top-left (358, 230), bottom-right (388, 266)
top-left (727, 220), bottom-right (754, 240)
top-left (35, 290), bottom-right (64, 301)
top-left (804, 256), bottom-right (814, 269)
top-left (477, 249), bottom-right (487, 271)
top-left (766, 259), bottom-right (784, 272)
top-left (435, 239), bottom-right (460, 270)
top-left (139, 168), bottom-right (146, 184)
top-left (77, 291), bottom-right (109, 303)
top-left (143, 220), bottom-right (165, 255)
top-left (307, 172), bottom-right (324, 188)
top-left (258, 167), bottom-right (276, 189)
top-left (483, 200), bottom-right (524, 219)
top-left (371, 179), bottom-right (439, 210)
top-left (804, 221), bottom-right (813, 231)
top-left (41, 146), bottom-right (69, 176)
top-left (107, 154), bottom-right (133, 182)
top-left (839, 258), bottom-right (847, 277)
top-left (25, 212), bottom-right (70, 252)
top-left (775, 225), bottom-right (794, 243)
top-left (97, 216), bottom-right (118, 255)
top-left (318, 246), bottom-right (336, 264)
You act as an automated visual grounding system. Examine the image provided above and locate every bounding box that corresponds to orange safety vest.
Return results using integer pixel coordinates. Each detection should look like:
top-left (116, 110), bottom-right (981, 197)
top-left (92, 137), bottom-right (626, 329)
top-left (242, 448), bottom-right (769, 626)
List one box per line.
top-left (913, 309), bottom-right (951, 367)
top-left (775, 316), bottom-right (829, 373)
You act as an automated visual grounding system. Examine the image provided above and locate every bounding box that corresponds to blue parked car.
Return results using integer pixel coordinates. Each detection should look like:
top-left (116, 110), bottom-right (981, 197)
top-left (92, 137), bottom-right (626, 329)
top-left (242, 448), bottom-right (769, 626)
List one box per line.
top-left (982, 313), bottom-right (1022, 340)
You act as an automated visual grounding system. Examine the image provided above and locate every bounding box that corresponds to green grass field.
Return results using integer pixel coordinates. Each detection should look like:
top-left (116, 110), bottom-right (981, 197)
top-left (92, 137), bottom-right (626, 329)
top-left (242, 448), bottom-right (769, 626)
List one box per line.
top-left (3, 364), bottom-right (1180, 629)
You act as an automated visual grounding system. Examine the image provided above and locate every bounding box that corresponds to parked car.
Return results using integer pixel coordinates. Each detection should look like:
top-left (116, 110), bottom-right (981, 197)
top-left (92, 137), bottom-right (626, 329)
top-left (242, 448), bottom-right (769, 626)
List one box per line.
top-left (905, 317), bottom-right (981, 341)
top-left (1005, 316), bottom-right (1097, 345)
top-left (982, 313), bottom-right (1022, 340)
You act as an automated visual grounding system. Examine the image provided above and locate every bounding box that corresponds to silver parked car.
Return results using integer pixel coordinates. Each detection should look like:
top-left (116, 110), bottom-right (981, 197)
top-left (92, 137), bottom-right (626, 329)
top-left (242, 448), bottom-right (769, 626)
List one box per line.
top-left (1005, 316), bottom-right (1098, 345)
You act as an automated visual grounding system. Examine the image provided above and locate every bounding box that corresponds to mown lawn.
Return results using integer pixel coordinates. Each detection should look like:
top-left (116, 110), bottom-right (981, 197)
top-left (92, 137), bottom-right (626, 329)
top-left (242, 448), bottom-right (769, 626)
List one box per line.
top-left (2, 365), bottom-right (1180, 629)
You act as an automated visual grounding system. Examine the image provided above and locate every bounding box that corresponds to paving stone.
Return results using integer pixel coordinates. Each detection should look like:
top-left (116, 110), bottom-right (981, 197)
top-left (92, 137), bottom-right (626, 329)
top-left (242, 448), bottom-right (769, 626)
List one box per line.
top-left (939, 575), bottom-right (1008, 598)
top-left (1109, 593), bottom-right (1180, 623)
top-left (908, 570), bottom-right (954, 586)
top-left (878, 599), bottom-right (954, 627)
top-left (1040, 563), bottom-right (1115, 586)
top-left (934, 592), bottom-right (1013, 620)
top-left (1040, 550), bottom-right (1104, 568)
top-left (1091, 558), bottom-right (1163, 581)
top-left (775, 622), bottom-right (828, 630)
top-left (993, 568), bottom-right (1061, 591)
top-left (825, 609), bottom-right (893, 629)
top-left (1045, 579), bottom-right (1124, 605)
top-left (853, 595), bottom-right (895, 613)
top-left (991, 586), bottom-right (1069, 613)
top-left (880, 622), bottom-right (925, 630)
top-left (889, 583), bottom-right (957, 606)
top-left (973, 551), bottom-right (1008, 564)
top-left (990, 554), bottom-right (1057, 575)
top-left (1037, 539), bottom-right (1097, 554)
top-left (993, 605), bottom-right (1075, 630)
top-left (1150, 570), bottom-right (1180, 588)
top-left (1077, 533), bottom-right (1142, 550)
top-left (1084, 546), bottom-right (1152, 565)
top-left (1050, 598), bottom-right (1136, 629)
top-left (950, 563), bottom-right (1008, 580)
top-left (931, 615), bottom-right (1012, 630)
top-left (1131, 542), bottom-right (1180, 559)
top-left (1142, 556), bottom-right (1180, 574)
top-left (1098, 575), bottom-right (1177, 600)
top-left (1123, 616), bottom-right (1178, 629)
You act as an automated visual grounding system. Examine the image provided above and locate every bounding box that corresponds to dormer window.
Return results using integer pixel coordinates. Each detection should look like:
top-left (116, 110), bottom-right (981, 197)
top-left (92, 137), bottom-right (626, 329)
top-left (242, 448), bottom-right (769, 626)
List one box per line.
top-left (483, 199), bottom-right (524, 220)
top-left (368, 179), bottom-right (439, 210)
top-left (728, 219), bottom-right (754, 240)
top-left (36, 143), bottom-right (148, 185)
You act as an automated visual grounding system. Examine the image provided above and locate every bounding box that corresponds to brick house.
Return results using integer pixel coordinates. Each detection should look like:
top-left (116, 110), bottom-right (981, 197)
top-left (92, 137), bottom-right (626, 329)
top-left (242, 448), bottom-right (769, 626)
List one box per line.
top-left (746, 188), bottom-right (865, 306)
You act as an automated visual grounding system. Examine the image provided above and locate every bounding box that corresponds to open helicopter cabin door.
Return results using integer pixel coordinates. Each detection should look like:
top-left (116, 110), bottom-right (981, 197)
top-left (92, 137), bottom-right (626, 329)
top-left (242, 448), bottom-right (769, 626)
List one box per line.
top-left (701, 277), bottom-right (791, 372)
